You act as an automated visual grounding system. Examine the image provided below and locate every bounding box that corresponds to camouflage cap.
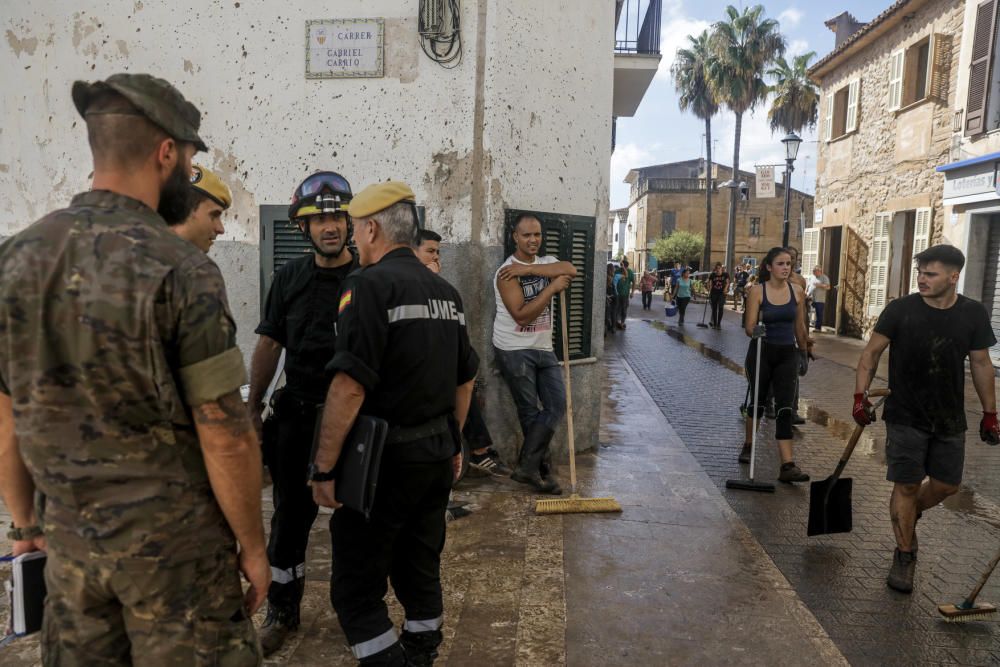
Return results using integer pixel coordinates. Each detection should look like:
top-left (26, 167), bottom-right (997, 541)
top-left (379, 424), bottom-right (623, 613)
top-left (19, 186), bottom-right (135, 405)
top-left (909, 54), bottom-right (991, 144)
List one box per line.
top-left (72, 73), bottom-right (207, 152)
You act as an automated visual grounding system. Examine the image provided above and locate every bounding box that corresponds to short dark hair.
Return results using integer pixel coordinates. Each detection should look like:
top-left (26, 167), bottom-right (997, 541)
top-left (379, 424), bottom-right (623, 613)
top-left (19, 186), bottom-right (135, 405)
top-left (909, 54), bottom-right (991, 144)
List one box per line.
top-left (85, 90), bottom-right (170, 169)
top-left (622, 259), bottom-right (629, 267)
top-left (915, 244), bottom-right (965, 271)
top-left (168, 187), bottom-right (210, 227)
top-left (512, 213), bottom-right (542, 233)
top-left (416, 228), bottom-right (441, 245)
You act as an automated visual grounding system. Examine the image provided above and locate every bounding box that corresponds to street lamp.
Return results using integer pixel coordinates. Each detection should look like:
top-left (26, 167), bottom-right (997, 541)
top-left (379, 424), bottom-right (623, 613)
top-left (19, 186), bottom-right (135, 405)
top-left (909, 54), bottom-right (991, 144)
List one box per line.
top-left (781, 132), bottom-right (802, 248)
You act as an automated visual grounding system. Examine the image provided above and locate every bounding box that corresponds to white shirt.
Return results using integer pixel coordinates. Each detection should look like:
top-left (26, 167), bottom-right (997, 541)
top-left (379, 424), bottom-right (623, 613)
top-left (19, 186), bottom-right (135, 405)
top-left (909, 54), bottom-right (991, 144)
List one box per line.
top-left (492, 254), bottom-right (559, 351)
top-left (807, 273), bottom-right (831, 303)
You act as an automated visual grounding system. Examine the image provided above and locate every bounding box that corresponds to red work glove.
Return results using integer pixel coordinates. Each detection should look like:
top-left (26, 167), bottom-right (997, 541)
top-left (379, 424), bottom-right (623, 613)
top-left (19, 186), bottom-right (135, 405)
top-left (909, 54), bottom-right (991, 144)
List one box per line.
top-left (980, 412), bottom-right (1000, 445)
top-left (852, 393), bottom-right (874, 426)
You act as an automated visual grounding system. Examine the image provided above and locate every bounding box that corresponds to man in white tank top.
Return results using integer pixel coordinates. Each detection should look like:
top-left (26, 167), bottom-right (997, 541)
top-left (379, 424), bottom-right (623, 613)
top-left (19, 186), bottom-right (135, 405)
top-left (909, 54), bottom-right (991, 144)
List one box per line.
top-left (493, 214), bottom-right (577, 494)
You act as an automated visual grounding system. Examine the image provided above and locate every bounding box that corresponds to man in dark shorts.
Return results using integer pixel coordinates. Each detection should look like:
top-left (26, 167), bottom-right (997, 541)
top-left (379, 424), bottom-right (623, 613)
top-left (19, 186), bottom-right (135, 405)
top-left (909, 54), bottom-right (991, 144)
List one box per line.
top-left (854, 244), bottom-right (999, 594)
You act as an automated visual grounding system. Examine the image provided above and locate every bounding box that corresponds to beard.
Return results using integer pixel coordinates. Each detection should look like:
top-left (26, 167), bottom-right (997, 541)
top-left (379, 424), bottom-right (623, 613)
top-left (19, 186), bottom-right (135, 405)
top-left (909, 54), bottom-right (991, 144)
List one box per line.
top-left (158, 161), bottom-right (193, 225)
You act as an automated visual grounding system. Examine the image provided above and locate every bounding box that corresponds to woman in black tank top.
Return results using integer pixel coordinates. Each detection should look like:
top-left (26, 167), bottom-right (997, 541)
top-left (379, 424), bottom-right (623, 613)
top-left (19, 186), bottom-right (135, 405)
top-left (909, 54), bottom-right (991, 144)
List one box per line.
top-left (740, 247), bottom-right (811, 483)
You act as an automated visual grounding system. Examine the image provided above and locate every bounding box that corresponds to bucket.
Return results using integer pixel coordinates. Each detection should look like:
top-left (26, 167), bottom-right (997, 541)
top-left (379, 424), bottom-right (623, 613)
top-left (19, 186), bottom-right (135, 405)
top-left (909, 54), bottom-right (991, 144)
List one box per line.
top-left (664, 301), bottom-right (678, 317)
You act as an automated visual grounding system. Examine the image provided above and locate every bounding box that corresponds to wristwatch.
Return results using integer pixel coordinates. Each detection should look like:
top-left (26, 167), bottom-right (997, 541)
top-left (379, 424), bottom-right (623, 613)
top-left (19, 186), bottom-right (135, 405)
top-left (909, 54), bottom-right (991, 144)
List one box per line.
top-left (307, 463), bottom-right (337, 482)
top-left (6, 523), bottom-right (43, 541)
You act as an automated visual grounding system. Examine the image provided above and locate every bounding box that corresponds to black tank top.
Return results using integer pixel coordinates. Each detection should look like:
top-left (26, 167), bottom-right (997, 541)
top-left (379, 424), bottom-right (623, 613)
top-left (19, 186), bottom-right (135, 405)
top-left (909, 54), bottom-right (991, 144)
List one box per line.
top-left (761, 283), bottom-right (796, 345)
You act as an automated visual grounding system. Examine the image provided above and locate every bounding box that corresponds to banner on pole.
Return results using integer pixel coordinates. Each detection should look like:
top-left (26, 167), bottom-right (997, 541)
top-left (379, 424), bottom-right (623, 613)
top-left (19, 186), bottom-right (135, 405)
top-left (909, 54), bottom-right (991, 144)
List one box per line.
top-left (755, 166), bottom-right (775, 199)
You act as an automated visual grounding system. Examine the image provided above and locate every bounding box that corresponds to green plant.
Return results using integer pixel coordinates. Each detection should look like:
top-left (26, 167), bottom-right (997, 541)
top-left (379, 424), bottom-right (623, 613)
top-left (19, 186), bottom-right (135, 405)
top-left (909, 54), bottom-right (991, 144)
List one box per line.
top-left (652, 231), bottom-right (705, 267)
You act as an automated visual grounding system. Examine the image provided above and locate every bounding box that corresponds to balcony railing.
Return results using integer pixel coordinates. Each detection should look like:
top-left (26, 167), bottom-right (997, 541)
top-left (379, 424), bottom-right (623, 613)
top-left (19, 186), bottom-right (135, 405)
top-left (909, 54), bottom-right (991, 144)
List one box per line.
top-left (635, 177), bottom-right (718, 198)
top-left (615, 0), bottom-right (661, 55)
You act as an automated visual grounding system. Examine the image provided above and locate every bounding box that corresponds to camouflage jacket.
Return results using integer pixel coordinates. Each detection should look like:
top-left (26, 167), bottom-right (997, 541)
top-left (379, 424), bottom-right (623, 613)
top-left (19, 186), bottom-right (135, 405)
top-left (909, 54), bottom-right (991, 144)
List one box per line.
top-left (0, 190), bottom-right (247, 561)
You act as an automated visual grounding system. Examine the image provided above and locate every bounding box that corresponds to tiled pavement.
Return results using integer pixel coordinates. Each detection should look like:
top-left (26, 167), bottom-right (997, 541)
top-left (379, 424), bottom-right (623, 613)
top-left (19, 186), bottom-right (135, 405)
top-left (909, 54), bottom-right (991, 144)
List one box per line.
top-left (618, 293), bottom-right (1000, 666)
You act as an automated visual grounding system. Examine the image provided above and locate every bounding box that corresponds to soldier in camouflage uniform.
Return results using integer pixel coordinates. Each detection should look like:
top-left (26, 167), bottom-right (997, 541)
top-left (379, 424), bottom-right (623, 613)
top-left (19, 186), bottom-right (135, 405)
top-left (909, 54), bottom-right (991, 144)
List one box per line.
top-left (0, 73), bottom-right (267, 666)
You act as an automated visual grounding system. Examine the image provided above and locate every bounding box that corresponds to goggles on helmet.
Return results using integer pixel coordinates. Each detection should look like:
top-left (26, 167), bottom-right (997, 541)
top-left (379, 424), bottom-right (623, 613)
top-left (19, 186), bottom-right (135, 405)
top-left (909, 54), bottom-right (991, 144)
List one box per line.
top-left (289, 171), bottom-right (353, 220)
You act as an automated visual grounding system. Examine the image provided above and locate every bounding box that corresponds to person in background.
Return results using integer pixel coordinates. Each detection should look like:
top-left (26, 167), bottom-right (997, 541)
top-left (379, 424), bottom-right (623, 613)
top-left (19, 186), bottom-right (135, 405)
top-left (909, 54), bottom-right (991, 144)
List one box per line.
top-left (707, 263), bottom-right (730, 329)
top-left (170, 163), bottom-right (232, 253)
top-left (605, 263), bottom-right (617, 335)
top-left (733, 264), bottom-right (750, 313)
top-left (640, 270), bottom-right (656, 311)
top-left (615, 259), bottom-right (636, 329)
top-left (672, 268), bottom-right (693, 325)
top-left (806, 265), bottom-right (831, 331)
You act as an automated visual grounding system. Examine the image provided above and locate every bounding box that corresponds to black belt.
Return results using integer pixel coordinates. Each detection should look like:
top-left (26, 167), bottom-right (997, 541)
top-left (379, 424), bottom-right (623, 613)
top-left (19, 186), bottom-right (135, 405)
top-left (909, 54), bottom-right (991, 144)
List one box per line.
top-left (386, 415), bottom-right (451, 445)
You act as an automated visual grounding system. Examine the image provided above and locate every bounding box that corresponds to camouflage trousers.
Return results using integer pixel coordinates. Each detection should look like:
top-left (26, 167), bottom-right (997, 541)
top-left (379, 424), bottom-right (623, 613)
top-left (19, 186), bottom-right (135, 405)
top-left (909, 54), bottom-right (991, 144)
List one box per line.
top-left (41, 543), bottom-right (261, 666)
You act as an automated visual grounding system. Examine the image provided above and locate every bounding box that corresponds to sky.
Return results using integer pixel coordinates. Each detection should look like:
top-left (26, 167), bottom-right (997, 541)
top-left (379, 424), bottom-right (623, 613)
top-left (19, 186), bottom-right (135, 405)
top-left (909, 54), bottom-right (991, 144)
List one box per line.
top-left (611, 0), bottom-right (882, 210)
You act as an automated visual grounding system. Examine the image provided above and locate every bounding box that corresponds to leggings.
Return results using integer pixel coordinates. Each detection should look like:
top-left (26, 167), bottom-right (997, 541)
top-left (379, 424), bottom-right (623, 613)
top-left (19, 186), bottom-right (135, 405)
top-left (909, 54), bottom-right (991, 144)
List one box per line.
top-left (709, 291), bottom-right (725, 325)
top-left (744, 340), bottom-right (797, 440)
top-left (676, 296), bottom-right (690, 321)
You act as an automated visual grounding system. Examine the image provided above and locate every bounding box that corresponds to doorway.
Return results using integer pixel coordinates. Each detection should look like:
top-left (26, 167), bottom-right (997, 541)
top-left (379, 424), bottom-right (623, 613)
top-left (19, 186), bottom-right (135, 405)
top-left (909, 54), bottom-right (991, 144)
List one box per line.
top-left (886, 211), bottom-right (915, 302)
top-left (821, 226), bottom-right (842, 329)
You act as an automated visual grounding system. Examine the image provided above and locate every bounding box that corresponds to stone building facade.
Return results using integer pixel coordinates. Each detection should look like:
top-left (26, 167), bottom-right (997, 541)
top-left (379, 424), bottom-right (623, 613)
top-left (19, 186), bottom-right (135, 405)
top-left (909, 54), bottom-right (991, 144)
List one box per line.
top-left (809, 0), bottom-right (964, 337)
top-left (622, 159), bottom-right (813, 271)
top-left (0, 0), bottom-right (661, 456)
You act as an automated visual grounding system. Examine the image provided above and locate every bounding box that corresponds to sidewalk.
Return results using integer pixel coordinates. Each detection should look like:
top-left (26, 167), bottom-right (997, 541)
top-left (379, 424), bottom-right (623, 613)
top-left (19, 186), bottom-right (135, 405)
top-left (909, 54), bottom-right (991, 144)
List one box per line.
top-left (0, 342), bottom-right (845, 665)
top-left (620, 292), bottom-right (1000, 665)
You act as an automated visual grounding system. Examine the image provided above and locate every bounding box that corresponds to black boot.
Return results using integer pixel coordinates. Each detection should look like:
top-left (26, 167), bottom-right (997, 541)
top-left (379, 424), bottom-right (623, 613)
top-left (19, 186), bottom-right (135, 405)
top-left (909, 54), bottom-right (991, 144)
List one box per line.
top-left (400, 629), bottom-right (442, 667)
top-left (360, 641), bottom-right (410, 666)
top-left (511, 423), bottom-right (561, 494)
top-left (259, 603), bottom-right (300, 657)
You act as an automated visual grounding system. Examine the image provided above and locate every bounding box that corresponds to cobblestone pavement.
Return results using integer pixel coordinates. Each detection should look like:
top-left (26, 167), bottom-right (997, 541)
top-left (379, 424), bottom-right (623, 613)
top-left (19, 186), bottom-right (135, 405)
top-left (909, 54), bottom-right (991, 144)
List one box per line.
top-left (620, 293), bottom-right (1000, 666)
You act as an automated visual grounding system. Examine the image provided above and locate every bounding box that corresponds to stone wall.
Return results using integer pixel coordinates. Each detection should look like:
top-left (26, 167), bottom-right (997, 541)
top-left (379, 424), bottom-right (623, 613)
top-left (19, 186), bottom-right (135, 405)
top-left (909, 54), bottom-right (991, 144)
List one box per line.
top-left (813, 0), bottom-right (964, 336)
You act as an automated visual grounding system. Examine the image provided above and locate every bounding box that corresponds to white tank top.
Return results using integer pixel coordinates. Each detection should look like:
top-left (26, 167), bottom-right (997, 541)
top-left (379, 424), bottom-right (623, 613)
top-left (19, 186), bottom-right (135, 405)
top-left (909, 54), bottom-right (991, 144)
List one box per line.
top-left (492, 254), bottom-right (559, 351)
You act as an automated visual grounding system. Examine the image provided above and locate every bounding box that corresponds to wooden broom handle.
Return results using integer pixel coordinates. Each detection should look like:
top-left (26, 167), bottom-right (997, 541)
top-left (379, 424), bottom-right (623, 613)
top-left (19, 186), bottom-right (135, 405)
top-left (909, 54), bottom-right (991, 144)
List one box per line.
top-left (559, 292), bottom-right (577, 494)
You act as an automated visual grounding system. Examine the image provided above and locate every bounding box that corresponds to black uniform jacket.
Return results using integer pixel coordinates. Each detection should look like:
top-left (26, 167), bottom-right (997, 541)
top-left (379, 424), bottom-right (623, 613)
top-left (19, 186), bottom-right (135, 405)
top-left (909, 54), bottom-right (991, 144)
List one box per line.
top-left (327, 248), bottom-right (479, 453)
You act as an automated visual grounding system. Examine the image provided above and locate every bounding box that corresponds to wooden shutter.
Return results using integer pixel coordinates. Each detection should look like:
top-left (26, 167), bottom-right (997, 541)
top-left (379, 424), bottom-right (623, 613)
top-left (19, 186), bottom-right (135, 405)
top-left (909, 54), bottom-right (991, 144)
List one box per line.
top-left (868, 213), bottom-right (892, 316)
top-left (928, 34), bottom-right (952, 102)
top-left (824, 91), bottom-right (834, 141)
top-left (888, 50), bottom-right (904, 111)
top-left (259, 205), bottom-right (312, 315)
top-left (504, 210), bottom-right (596, 361)
top-left (909, 208), bottom-right (933, 293)
top-left (845, 79), bottom-right (860, 133)
top-left (802, 228), bottom-right (821, 277)
top-left (967, 0), bottom-right (998, 135)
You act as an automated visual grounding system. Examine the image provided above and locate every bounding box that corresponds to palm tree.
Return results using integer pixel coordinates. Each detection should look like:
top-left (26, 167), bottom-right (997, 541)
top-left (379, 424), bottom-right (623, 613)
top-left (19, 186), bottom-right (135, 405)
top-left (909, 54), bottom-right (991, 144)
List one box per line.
top-left (767, 52), bottom-right (819, 134)
top-left (708, 4), bottom-right (785, 269)
top-left (671, 30), bottom-right (719, 272)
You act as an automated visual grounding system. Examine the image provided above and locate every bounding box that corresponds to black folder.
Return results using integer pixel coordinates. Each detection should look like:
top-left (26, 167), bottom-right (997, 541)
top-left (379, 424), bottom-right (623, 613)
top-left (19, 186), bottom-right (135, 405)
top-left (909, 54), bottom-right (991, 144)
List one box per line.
top-left (4, 551), bottom-right (46, 637)
top-left (311, 412), bottom-right (388, 520)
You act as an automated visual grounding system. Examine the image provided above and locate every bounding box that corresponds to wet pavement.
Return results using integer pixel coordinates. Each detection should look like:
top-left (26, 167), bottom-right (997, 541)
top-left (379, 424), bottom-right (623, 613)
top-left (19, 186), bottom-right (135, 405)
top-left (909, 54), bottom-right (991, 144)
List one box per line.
top-left (620, 293), bottom-right (1000, 665)
top-left (0, 320), bottom-right (851, 665)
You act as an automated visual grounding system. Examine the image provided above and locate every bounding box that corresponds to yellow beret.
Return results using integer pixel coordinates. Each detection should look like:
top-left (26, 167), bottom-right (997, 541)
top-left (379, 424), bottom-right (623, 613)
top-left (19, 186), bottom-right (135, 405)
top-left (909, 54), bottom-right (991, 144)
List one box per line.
top-left (190, 164), bottom-right (232, 209)
top-left (346, 181), bottom-right (416, 218)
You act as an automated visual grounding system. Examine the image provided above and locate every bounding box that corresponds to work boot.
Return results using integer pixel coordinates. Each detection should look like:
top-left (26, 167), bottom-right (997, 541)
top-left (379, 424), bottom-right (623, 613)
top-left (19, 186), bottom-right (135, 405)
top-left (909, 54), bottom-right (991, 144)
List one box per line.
top-left (259, 604), bottom-right (300, 657)
top-left (539, 449), bottom-right (554, 480)
top-left (360, 641), bottom-right (409, 666)
top-left (738, 442), bottom-right (752, 464)
top-left (512, 423), bottom-right (562, 494)
top-left (400, 629), bottom-right (442, 667)
top-left (778, 462), bottom-right (809, 483)
top-left (887, 548), bottom-right (916, 593)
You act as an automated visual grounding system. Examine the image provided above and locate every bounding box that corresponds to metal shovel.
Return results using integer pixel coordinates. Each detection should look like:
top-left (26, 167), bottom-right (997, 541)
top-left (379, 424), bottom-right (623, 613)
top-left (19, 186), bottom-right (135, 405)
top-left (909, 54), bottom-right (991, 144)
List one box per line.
top-left (807, 389), bottom-right (889, 536)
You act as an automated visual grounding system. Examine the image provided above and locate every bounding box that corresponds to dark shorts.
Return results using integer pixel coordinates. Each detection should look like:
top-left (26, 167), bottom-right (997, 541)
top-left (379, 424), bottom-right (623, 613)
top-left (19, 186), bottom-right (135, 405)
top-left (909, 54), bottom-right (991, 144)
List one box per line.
top-left (885, 422), bottom-right (965, 486)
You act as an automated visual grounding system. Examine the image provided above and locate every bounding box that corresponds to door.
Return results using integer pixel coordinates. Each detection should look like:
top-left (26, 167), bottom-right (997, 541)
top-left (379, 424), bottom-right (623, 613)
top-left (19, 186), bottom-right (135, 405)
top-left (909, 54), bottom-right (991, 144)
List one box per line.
top-left (821, 227), bottom-right (842, 328)
top-left (981, 215), bottom-right (1000, 365)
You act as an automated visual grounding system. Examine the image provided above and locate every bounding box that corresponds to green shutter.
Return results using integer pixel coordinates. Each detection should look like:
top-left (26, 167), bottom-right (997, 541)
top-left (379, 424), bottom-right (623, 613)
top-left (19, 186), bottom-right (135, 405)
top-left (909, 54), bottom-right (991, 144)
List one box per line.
top-left (504, 209), bottom-right (596, 360)
top-left (259, 205), bottom-right (312, 316)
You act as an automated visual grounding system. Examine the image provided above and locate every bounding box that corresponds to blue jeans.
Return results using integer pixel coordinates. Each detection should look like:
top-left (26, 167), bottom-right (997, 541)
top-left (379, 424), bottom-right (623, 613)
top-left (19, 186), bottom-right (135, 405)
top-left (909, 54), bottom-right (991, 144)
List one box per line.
top-left (493, 348), bottom-right (566, 433)
top-left (813, 301), bottom-right (825, 330)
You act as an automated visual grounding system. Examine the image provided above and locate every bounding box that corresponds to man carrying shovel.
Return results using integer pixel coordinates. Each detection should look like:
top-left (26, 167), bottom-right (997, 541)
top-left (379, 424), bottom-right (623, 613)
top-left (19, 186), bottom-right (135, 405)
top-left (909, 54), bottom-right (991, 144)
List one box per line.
top-left (854, 245), bottom-right (999, 594)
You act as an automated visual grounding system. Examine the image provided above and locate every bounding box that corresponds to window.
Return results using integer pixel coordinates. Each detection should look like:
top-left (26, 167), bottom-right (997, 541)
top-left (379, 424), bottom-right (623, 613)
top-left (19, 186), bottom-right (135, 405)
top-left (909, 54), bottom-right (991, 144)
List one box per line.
top-left (891, 34), bottom-right (950, 113)
top-left (968, 0), bottom-right (1000, 134)
top-left (259, 205), bottom-right (311, 316)
top-left (504, 209), bottom-right (596, 360)
top-left (661, 211), bottom-right (676, 236)
top-left (824, 79), bottom-right (860, 141)
top-left (749, 217), bottom-right (761, 237)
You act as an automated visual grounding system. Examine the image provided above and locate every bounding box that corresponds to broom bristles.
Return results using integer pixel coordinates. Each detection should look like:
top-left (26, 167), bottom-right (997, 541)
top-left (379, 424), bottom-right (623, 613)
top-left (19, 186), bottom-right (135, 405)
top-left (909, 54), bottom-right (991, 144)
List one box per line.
top-left (535, 494), bottom-right (622, 515)
top-left (937, 603), bottom-right (997, 622)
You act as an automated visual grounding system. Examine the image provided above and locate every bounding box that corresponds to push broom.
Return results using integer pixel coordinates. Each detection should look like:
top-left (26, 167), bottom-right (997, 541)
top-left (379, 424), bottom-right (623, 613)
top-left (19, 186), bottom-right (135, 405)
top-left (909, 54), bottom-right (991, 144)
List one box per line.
top-left (937, 543), bottom-right (1000, 622)
top-left (536, 293), bottom-right (622, 515)
top-left (725, 314), bottom-right (775, 493)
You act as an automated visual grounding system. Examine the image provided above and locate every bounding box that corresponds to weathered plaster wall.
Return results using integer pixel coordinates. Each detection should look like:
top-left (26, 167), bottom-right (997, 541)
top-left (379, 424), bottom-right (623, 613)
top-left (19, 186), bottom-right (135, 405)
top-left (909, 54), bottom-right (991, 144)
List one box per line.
top-left (1, 0), bottom-right (613, 455)
top-left (813, 0), bottom-right (963, 336)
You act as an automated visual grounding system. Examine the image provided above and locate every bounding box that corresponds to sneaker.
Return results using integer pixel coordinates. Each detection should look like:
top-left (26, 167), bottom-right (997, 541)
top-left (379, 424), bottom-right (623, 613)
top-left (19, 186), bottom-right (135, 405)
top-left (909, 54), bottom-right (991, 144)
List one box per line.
top-left (778, 462), bottom-right (809, 483)
top-left (469, 448), bottom-right (512, 477)
top-left (738, 442), bottom-right (752, 464)
top-left (887, 548), bottom-right (916, 593)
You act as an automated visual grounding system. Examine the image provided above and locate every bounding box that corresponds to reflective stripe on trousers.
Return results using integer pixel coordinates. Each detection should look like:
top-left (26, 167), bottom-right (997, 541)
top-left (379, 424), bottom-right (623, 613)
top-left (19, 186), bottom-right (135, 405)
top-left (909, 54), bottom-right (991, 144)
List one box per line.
top-left (403, 616), bottom-right (443, 633)
top-left (351, 627), bottom-right (399, 659)
top-left (270, 562), bottom-right (305, 585)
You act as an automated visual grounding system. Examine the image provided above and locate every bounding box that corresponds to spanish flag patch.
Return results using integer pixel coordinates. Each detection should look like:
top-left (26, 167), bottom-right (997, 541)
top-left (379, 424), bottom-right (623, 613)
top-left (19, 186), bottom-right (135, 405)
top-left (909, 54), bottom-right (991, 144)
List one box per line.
top-left (339, 289), bottom-right (353, 313)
